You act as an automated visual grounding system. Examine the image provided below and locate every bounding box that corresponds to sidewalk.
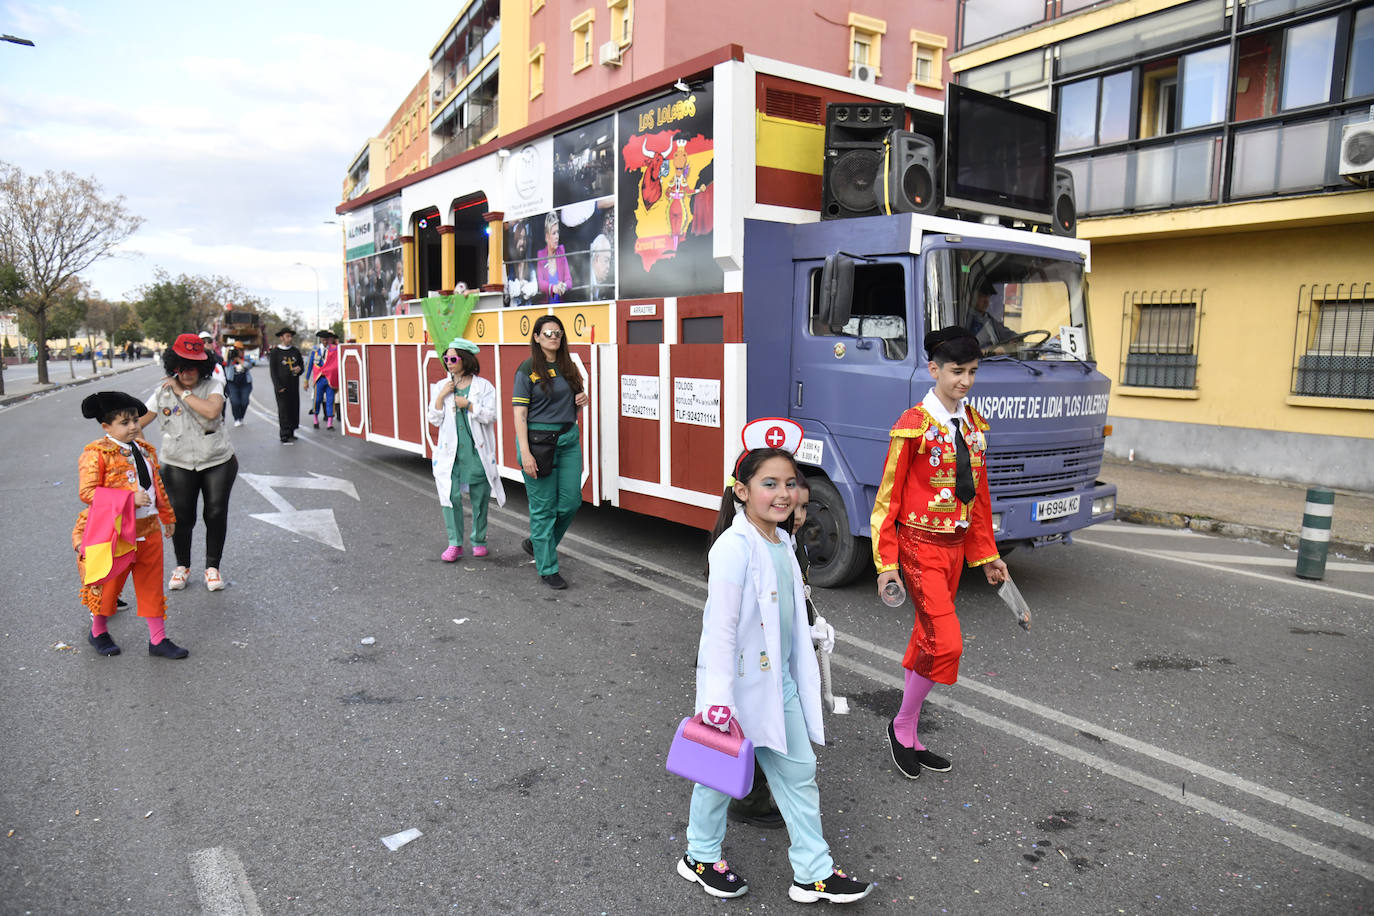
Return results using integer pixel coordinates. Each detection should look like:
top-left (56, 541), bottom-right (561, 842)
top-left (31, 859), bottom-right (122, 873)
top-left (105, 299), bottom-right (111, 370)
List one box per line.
top-left (0, 359), bottom-right (155, 406)
top-left (1100, 455), bottom-right (1374, 561)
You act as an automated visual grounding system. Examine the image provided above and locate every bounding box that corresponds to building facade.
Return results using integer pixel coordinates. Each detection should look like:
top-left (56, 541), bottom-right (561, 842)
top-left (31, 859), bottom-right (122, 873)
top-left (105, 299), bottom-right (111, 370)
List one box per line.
top-left (950, 0), bottom-right (1374, 489)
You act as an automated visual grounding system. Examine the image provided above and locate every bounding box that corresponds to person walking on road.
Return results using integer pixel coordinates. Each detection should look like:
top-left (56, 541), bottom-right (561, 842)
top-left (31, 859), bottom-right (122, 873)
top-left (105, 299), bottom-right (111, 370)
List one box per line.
top-left (870, 327), bottom-right (1009, 779)
top-left (269, 327), bottom-right (304, 443)
top-left (677, 420), bottom-right (871, 904)
top-left (223, 346), bottom-right (255, 427)
top-left (511, 314), bottom-right (586, 590)
top-left (427, 338), bottom-right (505, 562)
top-left (74, 390), bottom-right (188, 659)
top-left (304, 330), bottom-right (338, 430)
top-left (140, 333), bottom-right (239, 594)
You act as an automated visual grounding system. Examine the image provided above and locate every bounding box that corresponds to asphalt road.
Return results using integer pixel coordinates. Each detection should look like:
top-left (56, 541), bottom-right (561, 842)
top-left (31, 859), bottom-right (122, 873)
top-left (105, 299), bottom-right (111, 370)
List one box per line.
top-left (2, 364), bottom-right (1371, 915)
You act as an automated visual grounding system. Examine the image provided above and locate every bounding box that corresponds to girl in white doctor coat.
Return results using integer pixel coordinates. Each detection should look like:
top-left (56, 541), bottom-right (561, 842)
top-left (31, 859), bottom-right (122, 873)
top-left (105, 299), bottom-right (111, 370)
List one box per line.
top-left (677, 445), bottom-right (872, 905)
top-left (427, 341), bottom-right (505, 561)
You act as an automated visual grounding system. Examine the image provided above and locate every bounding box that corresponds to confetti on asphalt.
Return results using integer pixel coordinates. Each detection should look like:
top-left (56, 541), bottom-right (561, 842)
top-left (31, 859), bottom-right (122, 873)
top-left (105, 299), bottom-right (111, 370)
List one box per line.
top-left (453, 618), bottom-right (468, 625)
top-left (360, 637), bottom-right (376, 646)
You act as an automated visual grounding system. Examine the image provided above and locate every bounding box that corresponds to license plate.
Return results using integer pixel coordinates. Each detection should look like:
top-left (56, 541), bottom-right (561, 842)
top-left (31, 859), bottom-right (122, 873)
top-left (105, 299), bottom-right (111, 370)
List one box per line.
top-left (1032, 495), bottom-right (1080, 521)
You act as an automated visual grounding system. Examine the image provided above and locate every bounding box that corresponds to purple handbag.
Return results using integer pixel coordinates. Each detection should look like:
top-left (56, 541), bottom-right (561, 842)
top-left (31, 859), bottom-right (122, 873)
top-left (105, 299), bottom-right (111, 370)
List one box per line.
top-left (665, 713), bottom-right (755, 799)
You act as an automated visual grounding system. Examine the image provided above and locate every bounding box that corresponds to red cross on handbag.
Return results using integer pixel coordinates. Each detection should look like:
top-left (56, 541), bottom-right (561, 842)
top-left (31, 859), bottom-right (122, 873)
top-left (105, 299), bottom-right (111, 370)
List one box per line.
top-left (665, 713), bottom-right (755, 799)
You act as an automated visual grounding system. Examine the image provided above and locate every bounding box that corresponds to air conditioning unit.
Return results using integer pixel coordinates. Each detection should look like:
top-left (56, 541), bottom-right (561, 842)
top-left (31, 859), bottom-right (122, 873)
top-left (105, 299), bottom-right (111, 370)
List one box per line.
top-left (851, 63), bottom-right (876, 84)
top-left (1338, 119), bottom-right (1374, 185)
top-left (432, 88), bottom-right (444, 104)
top-left (599, 40), bottom-right (622, 67)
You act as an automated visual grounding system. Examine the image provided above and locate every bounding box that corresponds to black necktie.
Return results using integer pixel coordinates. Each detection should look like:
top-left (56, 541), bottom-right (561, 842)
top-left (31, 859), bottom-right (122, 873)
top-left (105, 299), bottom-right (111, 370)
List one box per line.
top-left (130, 444), bottom-right (151, 490)
top-left (951, 418), bottom-right (976, 505)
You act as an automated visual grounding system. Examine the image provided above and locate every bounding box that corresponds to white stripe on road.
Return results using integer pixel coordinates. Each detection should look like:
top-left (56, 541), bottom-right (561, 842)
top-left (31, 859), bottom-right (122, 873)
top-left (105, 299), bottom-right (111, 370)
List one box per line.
top-left (1077, 536), bottom-right (1374, 601)
top-left (830, 652), bottom-right (1374, 883)
top-left (837, 631), bottom-right (1374, 844)
top-left (188, 847), bottom-right (262, 916)
top-left (1140, 550), bottom-right (1374, 574)
top-left (1077, 524), bottom-right (1204, 538)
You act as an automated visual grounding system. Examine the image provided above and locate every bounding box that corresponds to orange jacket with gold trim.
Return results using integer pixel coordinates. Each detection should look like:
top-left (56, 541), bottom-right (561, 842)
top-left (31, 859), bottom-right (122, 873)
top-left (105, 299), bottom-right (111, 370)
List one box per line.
top-left (71, 437), bottom-right (175, 551)
top-left (869, 403), bottom-right (999, 574)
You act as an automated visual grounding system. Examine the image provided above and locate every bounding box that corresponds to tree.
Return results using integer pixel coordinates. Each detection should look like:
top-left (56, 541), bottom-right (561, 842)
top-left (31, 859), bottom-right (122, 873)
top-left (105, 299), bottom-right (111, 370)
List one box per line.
top-left (84, 297), bottom-right (134, 349)
top-left (17, 282), bottom-right (86, 342)
top-left (0, 162), bottom-right (144, 384)
top-left (137, 277), bottom-right (194, 346)
top-left (0, 260), bottom-right (27, 396)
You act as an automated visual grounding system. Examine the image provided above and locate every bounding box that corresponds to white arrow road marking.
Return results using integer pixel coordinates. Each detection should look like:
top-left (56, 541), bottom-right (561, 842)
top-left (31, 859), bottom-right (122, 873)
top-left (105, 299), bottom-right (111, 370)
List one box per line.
top-left (188, 846), bottom-right (262, 915)
top-left (239, 472), bottom-right (360, 551)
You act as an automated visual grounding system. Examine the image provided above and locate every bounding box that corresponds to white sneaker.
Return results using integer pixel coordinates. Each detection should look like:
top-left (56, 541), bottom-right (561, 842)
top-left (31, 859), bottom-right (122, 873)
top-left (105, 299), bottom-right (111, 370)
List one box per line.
top-left (168, 566), bottom-right (190, 590)
top-left (204, 568), bottom-right (226, 591)
top-left (233, 420), bottom-right (243, 427)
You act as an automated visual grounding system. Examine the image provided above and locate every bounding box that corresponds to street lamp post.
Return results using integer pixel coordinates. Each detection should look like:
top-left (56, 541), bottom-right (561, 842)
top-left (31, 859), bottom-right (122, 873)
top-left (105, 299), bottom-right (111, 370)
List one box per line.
top-left (294, 262), bottom-right (321, 333)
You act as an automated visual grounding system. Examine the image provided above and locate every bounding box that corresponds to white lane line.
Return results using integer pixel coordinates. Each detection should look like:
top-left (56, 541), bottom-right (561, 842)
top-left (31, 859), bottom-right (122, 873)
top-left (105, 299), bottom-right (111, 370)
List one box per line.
top-left (1087, 524), bottom-right (1205, 538)
top-left (1141, 550), bottom-right (1374, 574)
top-left (830, 653), bottom-right (1374, 882)
top-left (188, 847), bottom-right (262, 916)
top-left (838, 631), bottom-right (1374, 843)
top-left (1077, 536), bottom-right (1374, 602)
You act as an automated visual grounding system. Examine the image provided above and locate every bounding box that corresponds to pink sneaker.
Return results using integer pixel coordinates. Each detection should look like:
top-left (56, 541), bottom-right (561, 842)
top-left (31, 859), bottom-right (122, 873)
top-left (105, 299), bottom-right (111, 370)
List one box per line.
top-left (441, 546), bottom-right (462, 562)
top-left (326, 417), bottom-right (334, 430)
top-left (471, 545), bottom-right (488, 558)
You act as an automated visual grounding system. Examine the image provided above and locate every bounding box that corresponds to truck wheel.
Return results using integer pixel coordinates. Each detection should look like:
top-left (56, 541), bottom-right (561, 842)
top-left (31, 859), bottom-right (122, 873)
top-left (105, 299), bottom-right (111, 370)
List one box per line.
top-left (800, 477), bottom-right (872, 588)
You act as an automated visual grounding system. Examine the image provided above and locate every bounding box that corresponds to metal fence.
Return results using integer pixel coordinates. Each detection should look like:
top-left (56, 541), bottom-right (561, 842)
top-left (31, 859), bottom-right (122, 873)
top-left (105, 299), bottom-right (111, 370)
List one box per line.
top-left (1291, 282), bottom-right (1374, 399)
top-left (1120, 288), bottom-right (1204, 389)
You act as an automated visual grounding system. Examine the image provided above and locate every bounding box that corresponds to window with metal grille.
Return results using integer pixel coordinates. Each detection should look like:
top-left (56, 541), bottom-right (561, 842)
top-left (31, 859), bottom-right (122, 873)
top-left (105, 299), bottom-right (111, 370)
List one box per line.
top-left (1292, 284), bottom-right (1374, 399)
top-left (1121, 292), bottom-right (1201, 388)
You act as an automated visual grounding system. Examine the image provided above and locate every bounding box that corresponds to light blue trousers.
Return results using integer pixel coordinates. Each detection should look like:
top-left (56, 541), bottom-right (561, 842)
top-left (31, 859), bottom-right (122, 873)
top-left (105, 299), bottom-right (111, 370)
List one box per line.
top-left (685, 680), bottom-right (834, 884)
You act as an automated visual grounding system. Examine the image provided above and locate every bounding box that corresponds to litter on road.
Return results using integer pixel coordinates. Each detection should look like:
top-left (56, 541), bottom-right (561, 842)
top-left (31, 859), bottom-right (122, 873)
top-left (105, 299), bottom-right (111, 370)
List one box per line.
top-left (381, 828), bottom-right (422, 851)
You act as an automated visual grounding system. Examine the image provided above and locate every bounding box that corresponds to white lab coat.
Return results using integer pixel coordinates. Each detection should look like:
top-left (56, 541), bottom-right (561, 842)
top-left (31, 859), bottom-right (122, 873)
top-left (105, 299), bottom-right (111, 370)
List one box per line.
top-left (694, 510), bottom-right (824, 754)
top-left (426, 375), bottom-right (506, 509)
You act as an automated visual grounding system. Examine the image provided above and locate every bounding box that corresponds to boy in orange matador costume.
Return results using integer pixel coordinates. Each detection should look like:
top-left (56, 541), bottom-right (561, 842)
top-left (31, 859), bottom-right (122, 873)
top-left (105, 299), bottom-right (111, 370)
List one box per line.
top-left (73, 391), bottom-right (189, 659)
top-left (870, 327), bottom-right (1007, 779)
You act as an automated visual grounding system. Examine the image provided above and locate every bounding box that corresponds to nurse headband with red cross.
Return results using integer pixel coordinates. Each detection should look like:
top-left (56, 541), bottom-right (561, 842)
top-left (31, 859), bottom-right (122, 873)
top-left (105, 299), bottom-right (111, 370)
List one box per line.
top-left (727, 417), bottom-right (803, 485)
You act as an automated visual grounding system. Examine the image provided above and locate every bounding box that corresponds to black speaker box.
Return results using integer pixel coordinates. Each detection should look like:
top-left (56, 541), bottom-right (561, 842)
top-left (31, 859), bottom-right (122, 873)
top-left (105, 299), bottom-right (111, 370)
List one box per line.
top-left (1052, 167), bottom-right (1077, 237)
top-left (878, 130), bottom-right (938, 215)
top-left (822, 102), bottom-right (904, 219)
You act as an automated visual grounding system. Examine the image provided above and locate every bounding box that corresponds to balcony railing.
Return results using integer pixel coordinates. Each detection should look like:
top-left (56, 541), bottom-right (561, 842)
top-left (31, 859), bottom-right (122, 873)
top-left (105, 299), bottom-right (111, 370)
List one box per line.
top-left (1060, 132), bottom-right (1222, 215)
top-left (1231, 109), bottom-right (1370, 199)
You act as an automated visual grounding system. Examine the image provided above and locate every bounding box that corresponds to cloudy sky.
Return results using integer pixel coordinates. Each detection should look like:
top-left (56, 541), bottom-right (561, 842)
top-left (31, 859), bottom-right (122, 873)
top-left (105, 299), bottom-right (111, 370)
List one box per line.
top-left (0, 1), bottom-right (456, 329)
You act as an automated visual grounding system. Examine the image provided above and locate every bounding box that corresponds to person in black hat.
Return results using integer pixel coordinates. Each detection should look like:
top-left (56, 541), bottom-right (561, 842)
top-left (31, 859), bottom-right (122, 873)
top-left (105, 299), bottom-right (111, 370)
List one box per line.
top-left (304, 330), bottom-right (339, 430)
top-left (73, 391), bottom-right (189, 659)
top-left (268, 328), bottom-right (304, 443)
top-left (869, 325), bottom-right (1008, 780)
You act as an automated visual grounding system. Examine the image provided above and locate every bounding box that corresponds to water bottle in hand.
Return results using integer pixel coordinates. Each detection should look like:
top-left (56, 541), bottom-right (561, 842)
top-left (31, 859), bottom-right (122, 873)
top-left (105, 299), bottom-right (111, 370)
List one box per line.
top-left (881, 579), bottom-right (906, 607)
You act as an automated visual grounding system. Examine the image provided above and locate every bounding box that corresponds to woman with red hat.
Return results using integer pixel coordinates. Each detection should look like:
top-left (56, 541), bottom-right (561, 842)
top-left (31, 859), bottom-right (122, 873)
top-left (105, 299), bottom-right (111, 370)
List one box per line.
top-left (138, 332), bottom-right (239, 593)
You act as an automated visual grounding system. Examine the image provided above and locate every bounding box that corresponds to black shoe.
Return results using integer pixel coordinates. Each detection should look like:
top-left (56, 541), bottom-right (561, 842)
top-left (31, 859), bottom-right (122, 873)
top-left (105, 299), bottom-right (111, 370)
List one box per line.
top-left (115, 597), bottom-right (128, 609)
top-left (888, 719), bottom-right (920, 780)
top-left (87, 632), bottom-right (121, 656)
top-left (521, 538), bottom-right (534, 557)
top-left (727, 802), bottom-right (785, 829)
top-left (789, 869), bottom-right (872, 904)
top-left (914, 747), bottom-right (952, 772)
top-left (148, 638), bottom-right (189, 660)
top-left (677, 854), bottom-right (748, 899)
top-left (542, 572), bottom-right (567, 590)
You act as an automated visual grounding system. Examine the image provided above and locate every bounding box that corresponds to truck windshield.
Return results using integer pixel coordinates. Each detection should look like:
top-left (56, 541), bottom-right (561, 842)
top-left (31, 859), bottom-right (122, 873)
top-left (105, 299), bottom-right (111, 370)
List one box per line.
top-left (924, 247), bottom-right (1092, 362)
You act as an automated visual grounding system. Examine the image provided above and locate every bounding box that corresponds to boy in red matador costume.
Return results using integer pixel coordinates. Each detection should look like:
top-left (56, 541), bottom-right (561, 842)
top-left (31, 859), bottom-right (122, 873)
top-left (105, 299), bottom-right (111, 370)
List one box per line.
top-left (870, 327), bottom-right (1007, 779)
top-left (73, 391), bottom-right (189, 660)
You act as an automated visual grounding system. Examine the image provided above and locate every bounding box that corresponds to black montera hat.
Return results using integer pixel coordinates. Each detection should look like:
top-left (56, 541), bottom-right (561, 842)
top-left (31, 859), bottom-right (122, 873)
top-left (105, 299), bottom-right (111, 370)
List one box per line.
top-left (275, 327), bottom-right (295, 338)
top-left (82, 390), bottom-right (148, 421)
top-left (924, 326), bottom-right (980, 359)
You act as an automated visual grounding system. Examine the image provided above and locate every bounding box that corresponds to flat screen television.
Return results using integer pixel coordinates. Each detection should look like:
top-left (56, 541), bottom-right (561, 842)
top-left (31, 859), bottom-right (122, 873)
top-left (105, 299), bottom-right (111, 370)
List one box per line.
top-left (943, 83), bottom-right (1055, 224)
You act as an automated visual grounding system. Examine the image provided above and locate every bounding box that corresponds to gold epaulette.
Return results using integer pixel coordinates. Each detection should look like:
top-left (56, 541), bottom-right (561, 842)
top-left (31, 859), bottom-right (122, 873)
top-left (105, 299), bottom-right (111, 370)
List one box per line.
top-left (890, 407), bottom-right (933, 440)
top-left (966, 404), bottom-right (991, 432)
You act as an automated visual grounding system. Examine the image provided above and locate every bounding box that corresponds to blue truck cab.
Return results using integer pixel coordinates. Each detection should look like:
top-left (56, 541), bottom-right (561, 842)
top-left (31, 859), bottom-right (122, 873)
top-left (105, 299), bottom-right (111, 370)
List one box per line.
top-left (742, 213), bottom-right (1117, 586)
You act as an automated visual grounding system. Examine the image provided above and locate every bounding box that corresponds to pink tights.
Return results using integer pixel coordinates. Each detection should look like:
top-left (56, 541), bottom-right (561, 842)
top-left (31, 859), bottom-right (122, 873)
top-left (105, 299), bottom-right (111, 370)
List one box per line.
top-left (892, 669), bottom-right (936, 750)
top-left (94, 614), bottom-right (166, 643)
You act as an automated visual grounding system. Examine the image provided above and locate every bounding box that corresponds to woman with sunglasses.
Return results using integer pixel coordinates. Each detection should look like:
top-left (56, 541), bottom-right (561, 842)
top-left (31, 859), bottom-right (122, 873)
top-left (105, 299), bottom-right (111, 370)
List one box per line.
top-left (511, 315), bottom-right (588, 589)
top-left (427, 339), bottom-right (505, 562)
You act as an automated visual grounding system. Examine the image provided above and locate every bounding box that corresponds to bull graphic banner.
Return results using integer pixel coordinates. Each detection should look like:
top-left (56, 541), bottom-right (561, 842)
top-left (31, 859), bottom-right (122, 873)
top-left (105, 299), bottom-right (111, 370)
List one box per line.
top-left (616, 85), bottom-right (721, 299)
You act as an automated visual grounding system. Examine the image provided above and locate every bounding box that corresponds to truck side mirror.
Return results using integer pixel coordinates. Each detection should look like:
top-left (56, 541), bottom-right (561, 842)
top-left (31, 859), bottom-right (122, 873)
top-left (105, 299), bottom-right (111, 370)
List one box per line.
top-left (819, 254), bottom-right (855, 333)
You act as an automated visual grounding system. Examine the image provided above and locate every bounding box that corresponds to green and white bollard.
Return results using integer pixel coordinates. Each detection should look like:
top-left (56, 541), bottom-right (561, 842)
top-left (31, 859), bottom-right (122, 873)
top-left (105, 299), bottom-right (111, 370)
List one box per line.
top-left (1296, 487), bottom-right (1334, 581)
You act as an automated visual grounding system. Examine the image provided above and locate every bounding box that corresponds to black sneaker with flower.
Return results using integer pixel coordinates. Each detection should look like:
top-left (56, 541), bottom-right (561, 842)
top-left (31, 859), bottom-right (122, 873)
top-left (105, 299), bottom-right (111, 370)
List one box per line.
top-left (677, 853), bottom-right (748, 898)
top-left (788, 868), bottom-right (872, 904)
